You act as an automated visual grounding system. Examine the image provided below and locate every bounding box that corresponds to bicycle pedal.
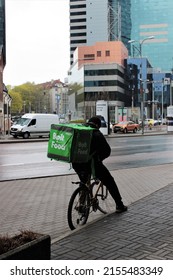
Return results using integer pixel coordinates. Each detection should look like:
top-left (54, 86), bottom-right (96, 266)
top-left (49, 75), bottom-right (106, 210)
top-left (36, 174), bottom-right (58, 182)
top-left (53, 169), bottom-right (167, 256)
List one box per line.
top-left (95, 180), bottom-right (100, 184)
top-left (72, 181), bottom-right (80, 185)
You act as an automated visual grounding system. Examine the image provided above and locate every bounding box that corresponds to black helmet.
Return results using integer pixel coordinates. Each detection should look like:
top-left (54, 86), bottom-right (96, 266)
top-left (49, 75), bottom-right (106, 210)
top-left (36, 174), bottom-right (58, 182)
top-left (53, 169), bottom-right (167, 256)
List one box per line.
top-left (87, 116), bottom-right (101, 129)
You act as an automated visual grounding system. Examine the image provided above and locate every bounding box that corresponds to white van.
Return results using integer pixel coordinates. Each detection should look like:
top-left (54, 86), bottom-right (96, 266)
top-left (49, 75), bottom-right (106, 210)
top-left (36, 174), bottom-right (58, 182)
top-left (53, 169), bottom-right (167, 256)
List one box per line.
top-left (10, 113), bottom-right (59, 139)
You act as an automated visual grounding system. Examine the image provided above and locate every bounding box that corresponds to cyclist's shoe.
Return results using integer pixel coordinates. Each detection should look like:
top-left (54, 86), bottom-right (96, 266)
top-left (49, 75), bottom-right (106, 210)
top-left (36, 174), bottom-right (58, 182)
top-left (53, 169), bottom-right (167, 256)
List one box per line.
top-left (116, 204), bottom-right (128, 213)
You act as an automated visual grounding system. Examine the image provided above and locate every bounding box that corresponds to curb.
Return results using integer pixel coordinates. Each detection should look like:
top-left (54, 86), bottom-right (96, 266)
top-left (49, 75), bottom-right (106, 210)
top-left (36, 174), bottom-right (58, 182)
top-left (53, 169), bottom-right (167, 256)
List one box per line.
top-left (0, 130), bottom-right (168, 144)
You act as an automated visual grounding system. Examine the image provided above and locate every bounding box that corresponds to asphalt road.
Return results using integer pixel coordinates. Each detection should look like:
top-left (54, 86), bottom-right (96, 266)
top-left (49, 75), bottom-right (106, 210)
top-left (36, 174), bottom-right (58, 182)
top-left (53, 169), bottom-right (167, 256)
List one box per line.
top-left (1, 134), bottom-right (173, 181)
top-left (106, 134), bottom-right (173, 170)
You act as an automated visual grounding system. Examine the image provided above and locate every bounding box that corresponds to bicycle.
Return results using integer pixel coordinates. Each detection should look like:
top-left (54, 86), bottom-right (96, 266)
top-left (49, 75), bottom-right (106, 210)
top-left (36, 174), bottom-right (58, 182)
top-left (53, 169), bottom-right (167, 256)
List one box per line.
top-left (67, 178), bottom-right (109, 230)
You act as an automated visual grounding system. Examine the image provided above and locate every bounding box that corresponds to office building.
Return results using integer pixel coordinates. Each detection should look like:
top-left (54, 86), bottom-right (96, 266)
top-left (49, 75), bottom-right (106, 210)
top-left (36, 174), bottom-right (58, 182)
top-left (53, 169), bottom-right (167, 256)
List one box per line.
top-left (70, 0), bottom-right (173, 73)
top-left (126, 57), bottom-right (172, 120)
top-left (69, 0), bottom-right (173, 121)
top-left (131, 0), bottom-right (173, 73)
top-left (68, 41), bottom-right (132, 121)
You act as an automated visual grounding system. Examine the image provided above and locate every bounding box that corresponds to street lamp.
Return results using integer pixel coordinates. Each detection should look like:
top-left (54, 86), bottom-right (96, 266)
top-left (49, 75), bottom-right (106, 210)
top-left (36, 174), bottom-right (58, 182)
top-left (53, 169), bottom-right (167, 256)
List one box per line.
top-left (128, 36), bottom-right (155, 57)
top-left (128, 36), bottom-right (155, 134)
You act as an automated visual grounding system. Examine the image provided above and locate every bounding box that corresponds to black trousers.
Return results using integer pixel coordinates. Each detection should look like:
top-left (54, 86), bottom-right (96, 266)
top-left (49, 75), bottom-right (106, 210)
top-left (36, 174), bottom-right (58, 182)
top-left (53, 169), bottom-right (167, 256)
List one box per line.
top-left (73, 161), bottom-right (123, 207)
top-left (94, 162), bottom-right (123, 206)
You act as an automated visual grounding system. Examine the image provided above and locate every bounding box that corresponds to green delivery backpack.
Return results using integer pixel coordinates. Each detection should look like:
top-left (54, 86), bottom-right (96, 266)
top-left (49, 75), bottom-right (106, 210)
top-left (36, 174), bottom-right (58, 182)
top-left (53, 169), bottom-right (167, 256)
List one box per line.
top-left (47, 123), bottom-right (95, 163)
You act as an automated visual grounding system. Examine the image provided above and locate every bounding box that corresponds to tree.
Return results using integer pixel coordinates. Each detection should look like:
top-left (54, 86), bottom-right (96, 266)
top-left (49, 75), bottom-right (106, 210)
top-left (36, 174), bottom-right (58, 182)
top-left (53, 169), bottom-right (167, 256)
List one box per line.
top-left (7, 82), bottom-right (44, 114)
top-left (9, 91), bottom-right (23, 115)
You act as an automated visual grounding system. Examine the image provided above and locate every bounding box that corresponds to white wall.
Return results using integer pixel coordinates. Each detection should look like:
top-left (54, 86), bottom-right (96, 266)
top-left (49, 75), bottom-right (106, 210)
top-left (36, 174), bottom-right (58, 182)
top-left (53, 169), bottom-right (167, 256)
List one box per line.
top-left (86, 0), bottom-right (108, 45)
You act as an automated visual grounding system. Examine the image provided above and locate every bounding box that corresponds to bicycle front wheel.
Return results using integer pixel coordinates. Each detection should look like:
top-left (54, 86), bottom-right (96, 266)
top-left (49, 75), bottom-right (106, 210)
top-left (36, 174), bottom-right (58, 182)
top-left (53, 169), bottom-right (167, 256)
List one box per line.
top-left (67, 186), bottom-right (90, 230)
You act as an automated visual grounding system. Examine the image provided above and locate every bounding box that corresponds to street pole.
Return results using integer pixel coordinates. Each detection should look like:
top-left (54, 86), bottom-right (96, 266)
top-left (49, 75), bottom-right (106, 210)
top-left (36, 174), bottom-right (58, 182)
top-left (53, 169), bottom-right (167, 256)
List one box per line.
top-left (140, 78), bottom-right (144, 135)
top-left (162, 80), bottom-right (164, 122)
top-left (128, 36), bottom-right (155, 135)
top-left (139, 43), bottom-right (145, 135)
top-left (152, 82), bottom-right (155, 119)
top-left (131, 88), bottom-right (134, 121)
top-left (141, 91), bottom-right (144, 134)
top-left (170, 80), bottom-right (172, 106)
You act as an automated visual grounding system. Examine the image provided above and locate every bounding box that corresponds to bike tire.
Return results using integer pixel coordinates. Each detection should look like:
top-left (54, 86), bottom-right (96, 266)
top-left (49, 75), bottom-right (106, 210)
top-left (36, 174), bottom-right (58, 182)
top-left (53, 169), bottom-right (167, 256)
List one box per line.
top-left (67, 185), bottom-right (90, 230)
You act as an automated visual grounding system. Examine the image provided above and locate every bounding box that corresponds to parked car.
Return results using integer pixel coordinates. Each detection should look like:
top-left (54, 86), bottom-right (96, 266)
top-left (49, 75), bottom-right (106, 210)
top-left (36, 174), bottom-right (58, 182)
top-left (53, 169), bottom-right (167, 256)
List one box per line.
top-left (10, 113), bottom-right (59, 139)
top-left (113, 121), bottom-right (139, 133)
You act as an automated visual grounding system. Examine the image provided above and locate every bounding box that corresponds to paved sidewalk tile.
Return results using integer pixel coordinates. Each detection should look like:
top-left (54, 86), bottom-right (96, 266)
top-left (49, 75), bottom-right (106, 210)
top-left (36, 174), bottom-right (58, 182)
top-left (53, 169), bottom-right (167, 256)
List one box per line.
top-left (1, 163), bottom-right (173, 241)
top-left (51, 183), bottom-right (173, 260)
top-left (1, 161), bottom-right (173, 261)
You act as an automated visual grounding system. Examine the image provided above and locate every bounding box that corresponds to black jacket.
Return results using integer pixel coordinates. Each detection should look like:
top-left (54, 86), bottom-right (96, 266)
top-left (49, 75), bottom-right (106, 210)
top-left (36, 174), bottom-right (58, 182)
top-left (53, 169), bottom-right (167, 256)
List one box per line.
top-left (90, 128), bottom-right (111, 162)
top-left (72, 125), bottom-right (111, 178)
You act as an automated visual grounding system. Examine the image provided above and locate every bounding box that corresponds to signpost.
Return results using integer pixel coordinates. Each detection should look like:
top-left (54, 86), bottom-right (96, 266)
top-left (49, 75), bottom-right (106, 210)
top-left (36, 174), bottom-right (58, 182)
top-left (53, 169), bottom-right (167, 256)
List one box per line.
top-left (96, 100), bottom-right (108, 135)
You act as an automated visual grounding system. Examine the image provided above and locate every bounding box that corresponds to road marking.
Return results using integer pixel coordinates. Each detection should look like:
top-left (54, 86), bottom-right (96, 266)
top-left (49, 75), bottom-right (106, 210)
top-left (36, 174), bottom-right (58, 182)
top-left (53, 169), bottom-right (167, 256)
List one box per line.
top-left (1, 163), bottom-right (25, 166)
top-left (111, 141), bottom-right (173, 149)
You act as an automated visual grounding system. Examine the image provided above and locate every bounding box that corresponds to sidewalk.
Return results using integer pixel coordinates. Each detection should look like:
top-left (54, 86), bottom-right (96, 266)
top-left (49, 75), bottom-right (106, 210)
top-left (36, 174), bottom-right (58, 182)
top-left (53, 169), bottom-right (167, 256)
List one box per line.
top-left (52, 182), bottom-right (173, 260)
top-left (1, 163), bottom-right (173, 259)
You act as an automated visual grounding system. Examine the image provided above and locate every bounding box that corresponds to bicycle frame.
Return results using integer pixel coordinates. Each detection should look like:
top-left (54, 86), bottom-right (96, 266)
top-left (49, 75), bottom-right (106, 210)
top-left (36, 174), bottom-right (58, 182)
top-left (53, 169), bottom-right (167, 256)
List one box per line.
top-left (89, 180), bottom-right (108, 201)
top-left (74, 179), bottom-right (107, 201)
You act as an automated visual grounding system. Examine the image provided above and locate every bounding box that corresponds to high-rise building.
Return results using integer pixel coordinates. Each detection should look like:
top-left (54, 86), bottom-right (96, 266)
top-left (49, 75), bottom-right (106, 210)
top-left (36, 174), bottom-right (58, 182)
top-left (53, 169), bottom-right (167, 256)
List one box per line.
top-left (131, 0), bottom-right (173, 72)
top-left (69, 0), bottom-right (131, 65)
top-left (69, 0), bottom-right (173, 120)
top-left (69, 0), bottom-right (106, 65)
top-left (70, 0), bottom-right (173, 72)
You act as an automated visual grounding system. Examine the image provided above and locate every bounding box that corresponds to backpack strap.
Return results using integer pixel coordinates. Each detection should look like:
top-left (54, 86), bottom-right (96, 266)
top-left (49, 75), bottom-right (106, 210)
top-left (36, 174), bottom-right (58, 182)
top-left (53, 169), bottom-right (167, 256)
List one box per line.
top-left (89, 151), bottom-right (96, 178)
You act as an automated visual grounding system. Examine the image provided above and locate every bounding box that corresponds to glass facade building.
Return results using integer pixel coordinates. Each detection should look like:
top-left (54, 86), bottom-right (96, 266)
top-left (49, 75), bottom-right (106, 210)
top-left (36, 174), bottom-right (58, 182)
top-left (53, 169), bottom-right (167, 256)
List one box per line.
top-left (131, 0), bottom-right (173, 72)
top-left (109, 0), bottom-right (131, 47)
top-left (69, 0), bottom-right (173, 73)
top-left (69, 0), bottom-right (173, 120)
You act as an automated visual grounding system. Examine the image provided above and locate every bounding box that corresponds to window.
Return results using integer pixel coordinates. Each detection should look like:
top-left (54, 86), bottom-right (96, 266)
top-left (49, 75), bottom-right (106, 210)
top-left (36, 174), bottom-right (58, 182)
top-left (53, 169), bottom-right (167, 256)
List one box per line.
top-left (84, 54), bottom-right (95, 60)
top-left (97, 51), bottom-right (101, 57)
top-left (70, 11), bottom-right (86, 16)
top-left (70, 25), bottom-right (86, 30)
top-left (70, 18), bottom-right (86, 23)
top-left (70, 39), bottom-right (87, 44)
top-left (105, 50), bottom-right (110, 56)
top-left (28, 119), bottom-right (36, 126)
top-left (71, 32), bottom-right (86, 37)
top-left (70, 4), bottom-right (86, 9)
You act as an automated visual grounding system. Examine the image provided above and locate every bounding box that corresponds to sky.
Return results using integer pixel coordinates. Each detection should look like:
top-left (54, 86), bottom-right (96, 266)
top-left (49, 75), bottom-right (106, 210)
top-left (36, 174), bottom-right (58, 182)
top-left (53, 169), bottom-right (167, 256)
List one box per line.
top-left (3, 0), bottom-right (69, 86)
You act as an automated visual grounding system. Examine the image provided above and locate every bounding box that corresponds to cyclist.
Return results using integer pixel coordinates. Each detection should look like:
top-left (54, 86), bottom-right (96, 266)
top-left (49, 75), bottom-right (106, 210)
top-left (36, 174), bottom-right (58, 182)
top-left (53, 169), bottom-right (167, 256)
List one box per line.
top-left (72, 116), bottom-right (127, 213)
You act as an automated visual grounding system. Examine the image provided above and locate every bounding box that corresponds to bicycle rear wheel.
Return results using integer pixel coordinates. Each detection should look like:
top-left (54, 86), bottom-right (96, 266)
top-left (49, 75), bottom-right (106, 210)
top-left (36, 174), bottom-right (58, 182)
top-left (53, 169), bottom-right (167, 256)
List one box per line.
top-left (67, 186), bottom-right (90, 230)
